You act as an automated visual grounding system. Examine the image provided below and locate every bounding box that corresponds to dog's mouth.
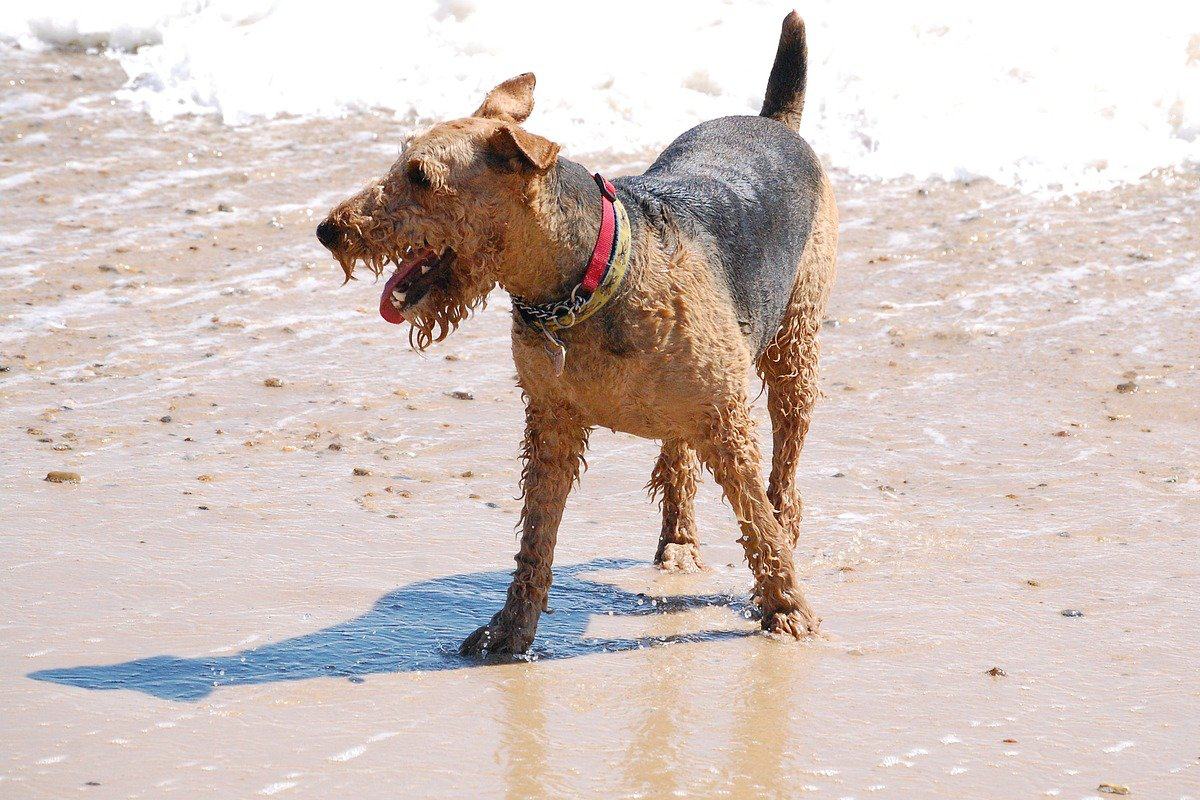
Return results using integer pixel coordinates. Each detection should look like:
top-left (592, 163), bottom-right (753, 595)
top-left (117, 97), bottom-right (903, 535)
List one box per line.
top-left (379, 245), bottom-right (456, 324)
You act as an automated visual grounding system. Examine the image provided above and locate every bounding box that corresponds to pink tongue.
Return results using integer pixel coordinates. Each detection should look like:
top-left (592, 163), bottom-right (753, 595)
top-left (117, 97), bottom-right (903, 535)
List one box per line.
top-left (379, 262), bottom-right (418, 325)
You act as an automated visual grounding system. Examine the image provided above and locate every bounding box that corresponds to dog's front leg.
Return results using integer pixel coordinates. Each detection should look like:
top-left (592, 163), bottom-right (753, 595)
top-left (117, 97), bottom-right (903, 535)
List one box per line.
top-left (460, 402), bottom-right (587, 656)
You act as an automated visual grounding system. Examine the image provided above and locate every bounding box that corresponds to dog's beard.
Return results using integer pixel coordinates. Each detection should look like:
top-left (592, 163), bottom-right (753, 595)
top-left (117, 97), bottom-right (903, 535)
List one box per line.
top-left (403, 275), bottom-right (490, 350)
top-left (379, 248), bottom-right (496, 351)
top-left (326, 206), bottom-right (499, 350)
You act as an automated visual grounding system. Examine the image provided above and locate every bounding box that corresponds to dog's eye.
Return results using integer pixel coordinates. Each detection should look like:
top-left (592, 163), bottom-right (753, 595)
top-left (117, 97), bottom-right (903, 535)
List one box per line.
top-left (407, 161), bottom-right (432, 189)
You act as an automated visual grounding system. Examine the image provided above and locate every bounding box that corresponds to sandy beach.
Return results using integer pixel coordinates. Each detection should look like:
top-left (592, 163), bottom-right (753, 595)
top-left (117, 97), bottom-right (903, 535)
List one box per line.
top-left (2, 44), bottom-right (1199, 799)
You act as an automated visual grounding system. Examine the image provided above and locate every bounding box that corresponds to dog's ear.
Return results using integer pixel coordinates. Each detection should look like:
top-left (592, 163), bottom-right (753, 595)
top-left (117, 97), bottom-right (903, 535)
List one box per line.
top-left (487, 124), bottom-right (559, 172)
top-left (473, 73), bottom-right (536, 123)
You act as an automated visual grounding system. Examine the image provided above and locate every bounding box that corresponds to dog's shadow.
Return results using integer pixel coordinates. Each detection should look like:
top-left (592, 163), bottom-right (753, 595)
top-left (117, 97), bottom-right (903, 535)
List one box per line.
top-left (28, 558), bottom-right (755, 702)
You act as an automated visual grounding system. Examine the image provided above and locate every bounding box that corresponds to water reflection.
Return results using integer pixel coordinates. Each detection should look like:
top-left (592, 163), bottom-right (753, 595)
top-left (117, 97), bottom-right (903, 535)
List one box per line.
top-left (622, 643), bottom-right (689, 798)
top-left (489, 610), bottom-right (805, 798)
top-left (500, 667), bottom-right (553, 800)
top-left (29, 558), bottom-right (753, 702)
top-left (727, 645), bottom-right (807, 796)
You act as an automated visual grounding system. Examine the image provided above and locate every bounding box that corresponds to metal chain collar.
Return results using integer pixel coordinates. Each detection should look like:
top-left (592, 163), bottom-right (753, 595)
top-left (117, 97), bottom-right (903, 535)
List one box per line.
top-left (509, 182), bottom-right (630, 338)
top-left (510, 285), bottom-right (591, 328)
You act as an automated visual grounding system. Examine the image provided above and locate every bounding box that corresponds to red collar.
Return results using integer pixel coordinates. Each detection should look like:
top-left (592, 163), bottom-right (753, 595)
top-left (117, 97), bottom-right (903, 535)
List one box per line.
top-left (510, 172), bottom-right (623, 328)
top-left (581, 173), bottom-right (619, 293)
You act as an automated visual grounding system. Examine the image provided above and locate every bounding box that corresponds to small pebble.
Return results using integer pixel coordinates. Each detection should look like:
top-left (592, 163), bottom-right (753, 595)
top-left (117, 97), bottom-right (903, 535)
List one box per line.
top-left (217, 202), bottom-right (234, 212)
top-left (1115, 381), bottom-right (1137, 394)
top-left (985, 666), bottom-right (1007, 677)
top-left (263, 377), bottom-right (284, 388)
top-left (448, 390), bottom-right (474, 400)
top-left (45, 471), bottom-right (81, 484)
top-left (352, 467), bottom-right (371, 476)
top-left (1061, 609), bottom-right (1084, 617)
top-left (1098, 784), bottom-right (1130, 796)
top-left (160, 415), bottom-right (172, 423)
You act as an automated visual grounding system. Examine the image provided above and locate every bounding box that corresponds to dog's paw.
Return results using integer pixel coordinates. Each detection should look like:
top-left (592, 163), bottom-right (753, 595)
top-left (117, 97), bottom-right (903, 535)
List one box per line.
top-left (459, 619), bottom-right (535, 657)
top-left (762, 607), bottom-right (821, 640)
top-left (655, 542), bottom-right (706, 574)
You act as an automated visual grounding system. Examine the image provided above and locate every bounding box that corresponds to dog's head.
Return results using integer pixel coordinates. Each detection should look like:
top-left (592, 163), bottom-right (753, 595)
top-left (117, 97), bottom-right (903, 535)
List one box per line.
top-left (316, 73), bottom-right (560, 348)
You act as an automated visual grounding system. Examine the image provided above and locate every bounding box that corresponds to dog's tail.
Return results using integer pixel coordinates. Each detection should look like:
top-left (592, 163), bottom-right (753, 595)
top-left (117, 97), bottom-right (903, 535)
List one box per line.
top-left (759, 10), bottom-right (807, 132)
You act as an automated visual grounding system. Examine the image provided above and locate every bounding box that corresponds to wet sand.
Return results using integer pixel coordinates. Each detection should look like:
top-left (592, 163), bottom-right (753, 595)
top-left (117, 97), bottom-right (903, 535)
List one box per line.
top-left (2, 50), bottom-right (1199, 799)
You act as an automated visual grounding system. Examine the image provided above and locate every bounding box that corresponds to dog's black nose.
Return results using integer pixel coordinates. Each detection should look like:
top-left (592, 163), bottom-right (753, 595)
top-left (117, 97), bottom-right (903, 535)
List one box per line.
top-left (316, 220), bottom-right (340, 248)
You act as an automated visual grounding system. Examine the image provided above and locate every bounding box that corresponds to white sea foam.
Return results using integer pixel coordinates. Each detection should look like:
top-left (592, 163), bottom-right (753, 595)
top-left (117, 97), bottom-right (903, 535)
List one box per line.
top-left (0, 0), bottom-right (196, 52)
top-left (2, 1), bottom-right (1199, 192)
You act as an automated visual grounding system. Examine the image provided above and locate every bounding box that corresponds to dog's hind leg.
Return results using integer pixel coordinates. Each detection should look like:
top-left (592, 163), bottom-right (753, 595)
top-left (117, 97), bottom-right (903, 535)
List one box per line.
top-left (758, 177), bottom-right (838, 549)
top-left (460, 402), bottom-right (588, 656)
top-left (693, 399), bottom-right (819, 638)
top-left (648, 440), bottom-right (704, 572)
top-left (758, 312), bottom-right (821, 550)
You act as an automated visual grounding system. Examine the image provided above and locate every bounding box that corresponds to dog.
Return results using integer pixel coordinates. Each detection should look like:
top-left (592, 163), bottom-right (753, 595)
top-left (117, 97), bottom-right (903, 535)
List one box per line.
top-left (317, 11), bottom-right (837, 655)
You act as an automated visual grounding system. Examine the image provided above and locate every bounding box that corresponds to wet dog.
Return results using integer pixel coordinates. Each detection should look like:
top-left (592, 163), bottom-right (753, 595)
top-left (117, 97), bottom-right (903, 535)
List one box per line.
top-left (317, 11), bottom-right (837, 654)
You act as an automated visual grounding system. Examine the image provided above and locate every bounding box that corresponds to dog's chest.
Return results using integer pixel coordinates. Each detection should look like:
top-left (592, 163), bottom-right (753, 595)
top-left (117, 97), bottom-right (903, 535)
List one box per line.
top-left (512, 335), bottom-right (683, 439)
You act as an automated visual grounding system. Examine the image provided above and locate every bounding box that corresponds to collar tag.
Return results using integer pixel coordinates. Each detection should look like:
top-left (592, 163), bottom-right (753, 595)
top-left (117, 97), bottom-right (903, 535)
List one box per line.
top-left (539, 326), bottom-right (567, 376)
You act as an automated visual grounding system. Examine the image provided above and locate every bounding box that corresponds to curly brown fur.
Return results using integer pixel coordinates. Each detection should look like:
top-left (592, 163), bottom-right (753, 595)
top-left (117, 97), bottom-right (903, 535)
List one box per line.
top-left (318, 13), bottom-right (836, 654)
top-left (758, 176), bottom-right (838, 548)
top-left (318, 74), bottom-right (559, 351)
top-left (460, 401), bottom-right (588, 656)
top-left (691, 396), bottom-right (820, 636)
top-left (647, 440), bottom-right (704, 572)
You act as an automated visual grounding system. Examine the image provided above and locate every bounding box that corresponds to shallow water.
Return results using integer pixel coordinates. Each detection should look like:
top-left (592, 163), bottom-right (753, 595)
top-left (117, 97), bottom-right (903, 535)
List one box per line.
top-left (2, 50), bottom-right (1199, 799)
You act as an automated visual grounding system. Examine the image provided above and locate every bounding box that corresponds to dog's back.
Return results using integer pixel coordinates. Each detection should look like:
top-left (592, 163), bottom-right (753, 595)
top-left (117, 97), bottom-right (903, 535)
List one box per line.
top-left (615, 11), bottom-right (825, 355)
top-left (618, 117), bottom-right (822, 355)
